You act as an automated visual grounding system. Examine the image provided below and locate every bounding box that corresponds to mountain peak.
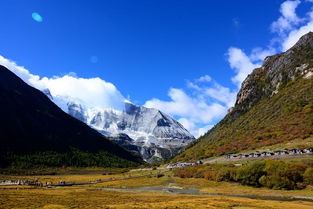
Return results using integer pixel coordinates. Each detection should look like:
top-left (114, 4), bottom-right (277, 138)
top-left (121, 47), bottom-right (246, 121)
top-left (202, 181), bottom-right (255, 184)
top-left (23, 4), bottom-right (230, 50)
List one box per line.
top-left (62, 99), bottom-right (195, 162)
top-left (173, 32), bottom-right (313, 162)
top-left (232, 32), bottom-right (313, 118)
top-left (292, 32), bottom-right (313, 49)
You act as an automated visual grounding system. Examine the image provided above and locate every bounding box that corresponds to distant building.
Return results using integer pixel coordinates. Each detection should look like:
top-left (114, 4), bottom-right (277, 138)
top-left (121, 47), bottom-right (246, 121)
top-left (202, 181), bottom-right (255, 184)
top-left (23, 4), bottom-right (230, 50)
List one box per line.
top-left (224, 147), bottom-right (313, 159)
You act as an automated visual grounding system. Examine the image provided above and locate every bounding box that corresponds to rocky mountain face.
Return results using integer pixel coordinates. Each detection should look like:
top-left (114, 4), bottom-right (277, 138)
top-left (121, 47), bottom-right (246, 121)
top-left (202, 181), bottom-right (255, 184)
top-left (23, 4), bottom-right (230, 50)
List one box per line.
top-left (173, 32), bottom-right (313, 162)
top-left (231, 32), bottom-right (313, 119)
top-left (48, 97), bottom-right (195, 162)
top-left (0, 66), bottom-right (143, 168)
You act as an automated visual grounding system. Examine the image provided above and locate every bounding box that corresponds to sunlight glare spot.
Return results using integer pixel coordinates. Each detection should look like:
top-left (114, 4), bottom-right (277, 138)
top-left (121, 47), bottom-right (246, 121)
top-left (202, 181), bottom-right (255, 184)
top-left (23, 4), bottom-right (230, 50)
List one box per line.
top-left (32, 12), bottom-right (43, 22)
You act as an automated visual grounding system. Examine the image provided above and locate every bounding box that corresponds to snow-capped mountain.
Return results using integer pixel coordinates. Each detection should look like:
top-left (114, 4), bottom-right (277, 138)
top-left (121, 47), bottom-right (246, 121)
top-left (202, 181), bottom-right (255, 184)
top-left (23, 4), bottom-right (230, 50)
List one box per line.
top-left (44, 90), bottom-right (195, 162)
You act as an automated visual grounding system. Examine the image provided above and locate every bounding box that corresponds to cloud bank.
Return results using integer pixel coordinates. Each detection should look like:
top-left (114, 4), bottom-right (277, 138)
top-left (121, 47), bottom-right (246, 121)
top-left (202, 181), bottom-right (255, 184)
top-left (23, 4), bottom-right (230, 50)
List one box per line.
top-left (145, 76), bottom-right (237, 137)
top-left (0, 54), bottom-right (235, 137)
top-left (0, 55), bottom-right (125, 110)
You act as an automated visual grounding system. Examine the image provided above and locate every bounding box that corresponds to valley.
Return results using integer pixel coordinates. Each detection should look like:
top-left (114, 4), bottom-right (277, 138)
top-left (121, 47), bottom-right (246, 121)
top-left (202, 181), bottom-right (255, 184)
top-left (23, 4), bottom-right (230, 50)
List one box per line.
top-left (1, 2), bottom-right (313, 208)
top-left (1, 32), bottom-right (313, 209)
top-left (1, 167), bottom-right (313, 209)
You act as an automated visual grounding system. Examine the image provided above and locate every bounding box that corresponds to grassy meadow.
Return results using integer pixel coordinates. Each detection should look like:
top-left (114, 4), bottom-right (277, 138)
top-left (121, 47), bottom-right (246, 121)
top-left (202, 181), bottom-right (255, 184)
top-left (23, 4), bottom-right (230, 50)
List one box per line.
top-left (1, 168), bottom-right (313, 209)
top-left (2, 186), bottom-right (313, 209)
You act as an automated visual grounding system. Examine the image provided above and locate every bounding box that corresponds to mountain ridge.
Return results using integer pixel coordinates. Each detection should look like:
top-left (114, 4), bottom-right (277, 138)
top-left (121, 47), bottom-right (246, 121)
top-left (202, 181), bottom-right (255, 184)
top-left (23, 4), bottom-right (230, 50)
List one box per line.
top-left (229, 32), bottom-right (313, 120)
top-left (173, 32), bottom-right (313, 162)
top-left (0, 65), bottom-right (143, 168)
top-left (48, 95), bottom-right (195, 162)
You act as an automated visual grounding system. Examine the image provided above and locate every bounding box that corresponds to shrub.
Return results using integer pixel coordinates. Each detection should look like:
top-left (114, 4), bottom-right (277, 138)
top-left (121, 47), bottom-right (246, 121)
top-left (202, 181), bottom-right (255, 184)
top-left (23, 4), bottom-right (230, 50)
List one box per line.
top-left (173, 160), bottom-right (313, 190)
top-left (303, 168), bottom-right (313, 186)
top-left (216, 168), bottom-right (235, 182)
top-left (259, 174), bottom-right (292, 190)
top-left (259, 161), bottom-right (307, 190)
top-left (156, 173), bottom-right (164, 178)
top-left (234, 161), bottom-right (265, 187)
top-left (204, 170), bottom-right (218, 181)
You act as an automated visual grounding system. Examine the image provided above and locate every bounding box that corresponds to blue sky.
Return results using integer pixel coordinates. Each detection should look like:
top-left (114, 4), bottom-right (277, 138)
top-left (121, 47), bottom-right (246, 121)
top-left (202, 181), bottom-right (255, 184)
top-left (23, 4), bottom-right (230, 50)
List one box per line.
top-left (1, 0), bottom-right (313, 136)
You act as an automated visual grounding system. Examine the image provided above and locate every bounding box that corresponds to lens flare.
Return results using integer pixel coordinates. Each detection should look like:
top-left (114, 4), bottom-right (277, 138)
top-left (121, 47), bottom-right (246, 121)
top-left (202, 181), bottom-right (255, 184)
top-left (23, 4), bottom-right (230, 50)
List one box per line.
top-left (32, 12), bottom-right (43, 22)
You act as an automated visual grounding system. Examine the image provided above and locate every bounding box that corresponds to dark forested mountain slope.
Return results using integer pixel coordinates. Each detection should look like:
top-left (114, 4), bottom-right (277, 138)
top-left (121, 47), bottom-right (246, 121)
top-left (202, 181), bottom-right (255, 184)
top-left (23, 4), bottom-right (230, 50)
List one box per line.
top-left (173, 32), bottom-right (313, 162)
top-left (0, 66), bottom-right (143, 168)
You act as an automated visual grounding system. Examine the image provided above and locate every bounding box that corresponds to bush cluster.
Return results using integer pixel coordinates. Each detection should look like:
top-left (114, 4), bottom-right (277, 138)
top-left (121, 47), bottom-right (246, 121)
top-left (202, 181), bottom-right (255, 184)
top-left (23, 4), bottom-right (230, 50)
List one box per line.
top-left (173, 160), bottom-right (313, 190)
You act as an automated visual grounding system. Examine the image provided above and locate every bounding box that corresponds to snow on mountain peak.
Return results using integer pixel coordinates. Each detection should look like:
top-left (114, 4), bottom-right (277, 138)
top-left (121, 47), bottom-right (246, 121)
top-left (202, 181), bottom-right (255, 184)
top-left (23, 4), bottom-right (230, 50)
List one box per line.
top-left (43, 89), bottom-right (195, 162)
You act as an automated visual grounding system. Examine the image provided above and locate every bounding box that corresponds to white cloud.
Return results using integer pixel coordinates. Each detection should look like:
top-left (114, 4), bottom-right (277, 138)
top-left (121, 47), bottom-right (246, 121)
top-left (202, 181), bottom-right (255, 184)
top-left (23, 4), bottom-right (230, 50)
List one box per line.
top-left (144, 88), bottom-right (225, 138)
top-left (0, 55), bottom-right (225, 138)
top-left (1, 54), bottom-right (220, 138)
top-left (282, 20), bottom-right (313, 50)
top-left (271, 0), bottom-right (302, 34)
top-left (178, 117), bottom-right (213, 138)
top-left (224, 0), bottom-right (313, 106)
top-left (39, 76), bottom-right (125, 110)
top-left (196, 75), bottom-right (212, 83)
top-left (204, 83), bottom-right (237, 108)
top-left (186, 81), bottom-right (202, 91)
top-left (144, 75), bottom-right (237, 138)
top-left (269, 0), bottom-right (313, 51)
top-left (145, 88), bottom-right (227, 125)
top-left (227, 48), bottom-right (261, 87)
top-left (250, 47), bottom-right (277, 62)
top-left (0, 55), bottom-right (42, 88)
top-left (196, 125), bottom-right (214, 137)
top-left (226, 1), bottom-right (302, 89)
top-left (214, 0), bottom-right (313, 138)
top-left (226, 46), bottom-right (278, 89)
top-left (226, 0), bottom-right (313, 87)
top-left (226, 0), bottom-right (313, 89)
top-left (0, 55), bottom-right (125, 110)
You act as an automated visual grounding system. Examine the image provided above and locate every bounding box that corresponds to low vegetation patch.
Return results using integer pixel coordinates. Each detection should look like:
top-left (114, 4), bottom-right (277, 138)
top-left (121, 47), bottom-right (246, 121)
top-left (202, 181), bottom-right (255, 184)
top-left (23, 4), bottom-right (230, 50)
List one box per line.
top-left (173, 160), bottom-right (313, 190)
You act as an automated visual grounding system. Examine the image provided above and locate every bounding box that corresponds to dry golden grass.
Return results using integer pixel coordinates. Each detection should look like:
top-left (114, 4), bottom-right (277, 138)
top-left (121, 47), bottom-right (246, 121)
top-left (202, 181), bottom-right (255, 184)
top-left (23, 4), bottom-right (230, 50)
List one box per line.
top-left (0, 168), bottom-right (168, 186)
top-left (1, 186), bottom-right (313, 209)
top-left (1, 171), bottom-right (313, 209)
top-left (95, 176), bottom-right (168, 188)
top-left (173, 177), bottom-right (313, 197)
top-left (0, 173), bottom-right (127, 185)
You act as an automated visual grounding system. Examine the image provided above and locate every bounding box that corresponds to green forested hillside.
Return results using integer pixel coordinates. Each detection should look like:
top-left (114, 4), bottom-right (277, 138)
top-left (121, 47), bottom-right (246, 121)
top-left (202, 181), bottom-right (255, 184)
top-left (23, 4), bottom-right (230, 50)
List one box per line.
top-left (174, 78), bottom-right (313, 162)
top-left (173, 33), bottom-right (313, 162)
